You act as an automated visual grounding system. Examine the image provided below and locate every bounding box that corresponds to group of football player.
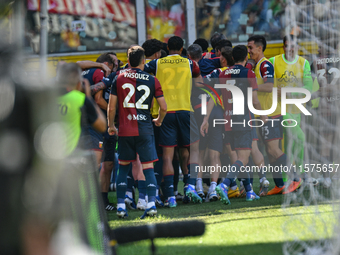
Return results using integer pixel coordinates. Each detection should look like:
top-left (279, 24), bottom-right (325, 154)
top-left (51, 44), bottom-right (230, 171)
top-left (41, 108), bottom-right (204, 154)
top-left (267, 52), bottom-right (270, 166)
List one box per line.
top-left (74, 32), bottom-right (322, 219)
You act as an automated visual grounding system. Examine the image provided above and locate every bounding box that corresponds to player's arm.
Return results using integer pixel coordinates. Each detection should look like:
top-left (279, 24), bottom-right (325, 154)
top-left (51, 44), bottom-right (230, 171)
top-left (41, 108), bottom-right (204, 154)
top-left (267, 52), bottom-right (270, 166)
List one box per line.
top-left (90, 82), bottom-right (106, 95)
top-left (143, 59), bottom-right (157, 75)
top-left (94, 90), bottom-right (107, 110)
top-left (107, 94), bottom-right (117, 135)
top-left (83, 97), bottom-right (106, 133)
top-left (258, 61), bottom-right (274, 92)
top-left (194, 75), bottom-right (204, 88)
top-left (77, 60), bottom-right (111, 77)
top-left (153, 78), bottom-right (167, 126)
top-left (200, 95), bottom-right (216, 137)
top-left (249, 70), bottom-right (268, 122)
top-left (191, 60), bottom-right (204, 87)
top-left (302, 60), bottom-right (313, 93)
top-left (79, 78), bottom-right (91, 97)
top-left (290, 60), bottom-right (314, 98)
top-left (107, 76), bottom-right (119, 135)
top-left (154, 97), bottom-right (167, 127)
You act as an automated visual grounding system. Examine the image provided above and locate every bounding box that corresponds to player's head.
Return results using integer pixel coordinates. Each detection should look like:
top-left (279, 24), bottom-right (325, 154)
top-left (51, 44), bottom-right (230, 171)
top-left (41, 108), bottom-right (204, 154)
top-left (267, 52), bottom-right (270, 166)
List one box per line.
top-left (56, 63), bottom-right (82, 89)
top-left (162, 42), bottom-right (169, 55)
top-left (96, 53), bottom-right (115, 72)
top-left (160, 49), bottom-right (167, 58)
top-left (168, 36), bottom-right (184, 53)
top-left (220, 46), bottom-right (234, 67)
top-left (181, 48), bottom-right (187, 57)
top-left (210, 32), bottom-right (226, 50)
top-left (215, 39), bottom-right (232, 57)
top-left (187, 44), bottom-right (202, 61)
top-left (105, 51), bottom-right (119, 72)
top-left (128, 46), bottom-right (145, 68)
top-left (283, 35), bottom-right (299, 60)
top-left (142, 39), bottom-right (163, 59)
top-left (247, 35), bottom-right (266, 62)
top-left (232, 45), bottom-right (248, 64)
top-left (193, 38), bottom-right (209, 52)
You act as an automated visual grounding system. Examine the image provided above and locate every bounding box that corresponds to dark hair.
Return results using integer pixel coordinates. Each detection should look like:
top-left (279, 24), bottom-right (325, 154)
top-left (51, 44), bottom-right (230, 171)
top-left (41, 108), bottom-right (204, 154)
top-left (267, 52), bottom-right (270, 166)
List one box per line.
top-left (106, 51), bottom-right (117, 56)
top-left (181, 48), bottom-right (187, 57)
top-left (215, 39), bottom-right (233, 52)
top-left (160, 49), bottom-right (167, 58)
top-left (96, 53), bottom-right (114, 65)
top-left (142, 39), bottom-right (163, 58)
top-left (162, 43), bottom-right (169, 55)
top-left (168, 36), bottom-right (184, 51)
top-left (221, 46), bottom-right (234, 66)
top-left (193, 38), bottom-right (209, 52)
top-left (57, 63), bottom-right (82, 87)
top-left (248, 35), bottom-right (267, 52)
top-left (187, 44), bottom-right (202, 60)
top-left (210, 32), bottom-right (226, 49)
top-left (283, 35), bottom-right (298, 45)
top-left (128, 46), bottom-right (145, 67)
top-left (232, 45), bottom-right (248, 63)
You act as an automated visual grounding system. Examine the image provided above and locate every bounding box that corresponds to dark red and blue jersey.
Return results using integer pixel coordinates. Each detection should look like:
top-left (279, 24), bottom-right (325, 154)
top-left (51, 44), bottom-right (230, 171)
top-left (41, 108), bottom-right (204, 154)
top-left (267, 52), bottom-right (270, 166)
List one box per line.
top-left (82, 68), bottom-right (104, 85)
top-left (218, 64), bottom-right (258, 131)
top-left (101, 69), bottom-right (129, 117)
top-left (258, 60), bottom-right (274, 83)
top-left (202, 50), bottom-right (216, 59)
top-left (110, 68), bottom-right (164, 137)
top-left (198, 57), bottom-right (221, 76)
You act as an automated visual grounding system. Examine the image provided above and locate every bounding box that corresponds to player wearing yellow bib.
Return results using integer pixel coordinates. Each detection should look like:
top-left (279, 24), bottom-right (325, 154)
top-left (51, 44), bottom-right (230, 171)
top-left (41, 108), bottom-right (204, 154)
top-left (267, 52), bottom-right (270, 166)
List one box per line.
top-left (144, 36), bottom-right (202, 207)
top-left (269, 35), bottom-right (313, 193)
top-left (247, 35), bottom-right (295, 196)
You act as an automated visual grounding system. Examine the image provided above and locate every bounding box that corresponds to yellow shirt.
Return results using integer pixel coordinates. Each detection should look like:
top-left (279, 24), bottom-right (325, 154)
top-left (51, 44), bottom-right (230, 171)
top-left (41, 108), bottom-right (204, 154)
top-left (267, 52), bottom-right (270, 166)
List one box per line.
top-left (254, 57), bottom-right (281, 117)
top-left (269, 54), bottom-right (312, 114)
top-left (149, 54), bottom-right (194, 112)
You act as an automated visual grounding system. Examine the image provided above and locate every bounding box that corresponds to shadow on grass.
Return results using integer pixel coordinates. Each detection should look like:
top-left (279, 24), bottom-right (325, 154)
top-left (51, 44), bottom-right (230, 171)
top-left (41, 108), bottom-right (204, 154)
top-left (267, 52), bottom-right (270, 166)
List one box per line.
top-left (107, 178), bottom-right (339, 223)
top-left (116, 241), bottom-right (285, 255)
top-left (107, 193), bottom-right (285, 222)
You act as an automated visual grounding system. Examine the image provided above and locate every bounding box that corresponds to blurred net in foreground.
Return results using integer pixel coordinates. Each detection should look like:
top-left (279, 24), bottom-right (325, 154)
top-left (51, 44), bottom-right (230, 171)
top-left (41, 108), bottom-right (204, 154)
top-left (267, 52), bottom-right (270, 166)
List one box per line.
top-left (282, 1), bottom-right (340, 254)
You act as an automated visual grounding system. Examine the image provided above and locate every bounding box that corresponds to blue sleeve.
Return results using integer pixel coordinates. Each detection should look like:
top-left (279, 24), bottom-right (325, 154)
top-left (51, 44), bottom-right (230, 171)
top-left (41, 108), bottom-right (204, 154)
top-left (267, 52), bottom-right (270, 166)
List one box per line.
top-left (144, 59), bottom-right (157, 75)
top-left (260, 61), bottom-right (274, 83)
top-left (110, 76), bottom-right (118, 95)
top-left (211, 58), bottom-right (221, 69)
top-left (102, 72), bottom-right (117, 88)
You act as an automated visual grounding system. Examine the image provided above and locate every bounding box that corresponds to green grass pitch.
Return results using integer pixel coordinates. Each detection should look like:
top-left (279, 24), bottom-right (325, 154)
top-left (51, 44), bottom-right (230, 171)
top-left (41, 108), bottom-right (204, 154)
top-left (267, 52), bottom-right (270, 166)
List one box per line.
top-left (107, 177), bottom-right (337, 255)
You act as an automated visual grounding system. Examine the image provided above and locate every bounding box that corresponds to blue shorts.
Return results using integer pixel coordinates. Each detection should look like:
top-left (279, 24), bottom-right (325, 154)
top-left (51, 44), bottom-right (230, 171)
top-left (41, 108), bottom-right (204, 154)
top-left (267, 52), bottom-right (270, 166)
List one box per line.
top-left (260, 116), bottom-right (283, 141)
top-left (83, 126), bottom-right (103, 151)
top-left (230, 130), bottom-right (252, 151)
top-left (118, 135), bottom-right (158, 163)
top-left (102, 131), bottom-right (117, 162)
top-left (159, 111), bottom-right (199, 147)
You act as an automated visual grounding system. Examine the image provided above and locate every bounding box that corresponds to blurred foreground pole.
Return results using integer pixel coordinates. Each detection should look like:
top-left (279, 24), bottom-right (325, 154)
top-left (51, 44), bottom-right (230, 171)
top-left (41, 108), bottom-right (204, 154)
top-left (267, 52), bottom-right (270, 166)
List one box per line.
top-left (39, 0), bottom-right (48, 78)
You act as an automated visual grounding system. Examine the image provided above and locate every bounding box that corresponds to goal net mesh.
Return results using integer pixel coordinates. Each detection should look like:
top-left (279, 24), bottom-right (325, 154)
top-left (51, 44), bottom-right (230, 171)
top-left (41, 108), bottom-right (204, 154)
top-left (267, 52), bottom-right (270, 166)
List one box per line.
top-left (282, 1), bottom-right (340, 254)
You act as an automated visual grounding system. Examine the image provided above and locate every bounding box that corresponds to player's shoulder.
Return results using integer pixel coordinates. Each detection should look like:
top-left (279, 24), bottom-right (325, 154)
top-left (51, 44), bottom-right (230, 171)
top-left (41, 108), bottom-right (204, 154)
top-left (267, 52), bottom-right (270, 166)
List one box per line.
top-left (259, 59), bottom-right (274, 70)
top-left (138, 69), bottom-right (154, 81)
top-left (261, 58), bottom-right (273, 67)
